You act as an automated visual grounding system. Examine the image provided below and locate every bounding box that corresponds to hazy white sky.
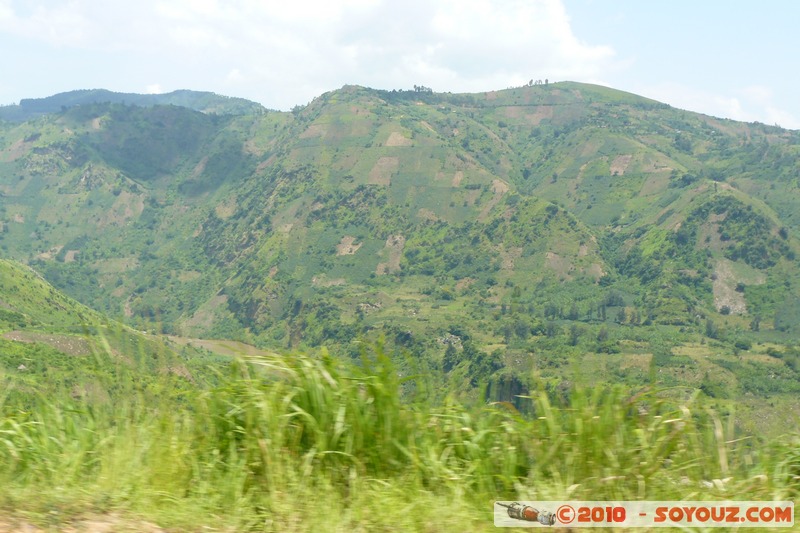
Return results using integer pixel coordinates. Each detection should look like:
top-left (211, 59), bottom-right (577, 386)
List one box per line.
top-left (1, 0), bottom-right (798, 128)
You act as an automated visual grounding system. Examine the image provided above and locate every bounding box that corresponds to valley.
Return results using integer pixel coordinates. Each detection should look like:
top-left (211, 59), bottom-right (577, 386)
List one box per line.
top-left (1, 83), bottom-right (799, 410)
top-left (0, 83), bottom-right (799, 530)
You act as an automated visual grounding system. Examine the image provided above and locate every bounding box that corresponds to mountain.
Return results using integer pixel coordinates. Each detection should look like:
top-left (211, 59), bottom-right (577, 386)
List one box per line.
top-left (0, 258), bottom-right (100, 325)
top-left (0, 89), bottom-right (267, 122)
top-left (1, 82), bottom-right (799, 417)
top-left (0, 258), bottom-right (220, 405)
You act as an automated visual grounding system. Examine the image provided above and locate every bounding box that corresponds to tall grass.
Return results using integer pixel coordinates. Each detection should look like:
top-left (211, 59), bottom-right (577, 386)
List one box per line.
top-left (0, 345), bottom-right (797, 531)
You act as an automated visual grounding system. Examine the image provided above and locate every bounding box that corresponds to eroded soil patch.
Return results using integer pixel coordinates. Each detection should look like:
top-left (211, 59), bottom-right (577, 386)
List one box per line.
top-left (3, 331), bottom-right (92, 356)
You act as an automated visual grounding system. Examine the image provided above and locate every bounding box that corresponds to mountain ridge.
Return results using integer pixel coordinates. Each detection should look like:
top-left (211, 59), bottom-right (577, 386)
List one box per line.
top-left (1, 81), bottom-right (799, 413)
top-left (0, 88), bottom-right (268, 122)
top-left (3, 82), bottom-right (800, 529)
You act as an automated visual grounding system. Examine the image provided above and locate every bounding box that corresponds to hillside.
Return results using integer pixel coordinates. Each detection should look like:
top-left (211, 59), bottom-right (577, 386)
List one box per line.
top-left (0, 257), bottom-right (796, 529)
top-left (1, 83), bottom-right (800, 529)
top-left (1, 82), bottom-right (799, 419)
top-left (0, 89), bottom-right (266, 122)
top-left (0, 258), bottom-right (104, 329)
top-left (0, 259), bottom-right (221, 405)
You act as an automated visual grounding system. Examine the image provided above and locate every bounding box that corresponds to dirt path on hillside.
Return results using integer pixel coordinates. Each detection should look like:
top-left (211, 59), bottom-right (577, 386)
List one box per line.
top-left (166, 336), bottom-right (276, 358)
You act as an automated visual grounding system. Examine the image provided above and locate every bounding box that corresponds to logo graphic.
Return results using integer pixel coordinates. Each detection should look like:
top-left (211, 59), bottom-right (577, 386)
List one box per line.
top-left (494, 501), bottom-right (794, 528)
top-left (556, 505), bottom-right (576, 524)
top-left (496, 502), bottom-right (556, 525)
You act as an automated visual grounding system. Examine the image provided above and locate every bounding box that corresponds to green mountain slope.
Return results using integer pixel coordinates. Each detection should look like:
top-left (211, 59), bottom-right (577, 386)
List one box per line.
top-left (0, 89), bottom-right (266, 122)
top-left (1, 82), bottom-right (799, 412)
top-left (0, 259), bottom-right (220, 405)
top-left (0, 258), bottom-right (104, 329)
top-left (3, 83), bottom-right (800, 530)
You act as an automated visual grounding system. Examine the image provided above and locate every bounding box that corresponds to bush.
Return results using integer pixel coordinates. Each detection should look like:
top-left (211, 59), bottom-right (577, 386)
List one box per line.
top-left (734, 339), bottom-right (752, 351)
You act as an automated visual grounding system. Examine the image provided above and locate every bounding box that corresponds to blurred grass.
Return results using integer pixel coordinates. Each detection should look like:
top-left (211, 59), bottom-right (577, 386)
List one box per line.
top-left (0, 342), bottom-right (797, 531)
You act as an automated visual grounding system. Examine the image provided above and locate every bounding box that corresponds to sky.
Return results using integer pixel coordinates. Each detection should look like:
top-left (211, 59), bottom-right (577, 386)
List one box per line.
top-left (1, 0), bottom-right (798, 129)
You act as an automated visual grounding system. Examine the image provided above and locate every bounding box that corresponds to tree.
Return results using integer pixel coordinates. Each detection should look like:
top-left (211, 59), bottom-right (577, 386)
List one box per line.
top-left (568, 324), bottom-right (582, 346)
top-left (544, 303), bottom-right (560, 320)
top-left (514, 319), bottom-right (531, 340)
top-left (705, 319), bottom-right (719, 339)
top-left (567, 303), bottom-right (580, 320)
top-left (502, 322), bottom-right (514, 344)
top-left (443, 343), bottom-right (459, 372)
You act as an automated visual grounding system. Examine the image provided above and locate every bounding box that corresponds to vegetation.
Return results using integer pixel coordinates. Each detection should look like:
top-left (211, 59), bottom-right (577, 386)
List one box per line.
top-left (0, 89), bottom-right (266, 122)
top-left (2, 81), bottom-right (800, 527)
top-left (0, 265), bottom-right (795, 529)
top-left (2, 344), bottom-right (798, 531)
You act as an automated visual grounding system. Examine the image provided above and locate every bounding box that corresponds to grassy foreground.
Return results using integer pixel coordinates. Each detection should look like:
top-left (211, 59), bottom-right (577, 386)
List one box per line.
top-left (0, 346), bottom-right (798, 531)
